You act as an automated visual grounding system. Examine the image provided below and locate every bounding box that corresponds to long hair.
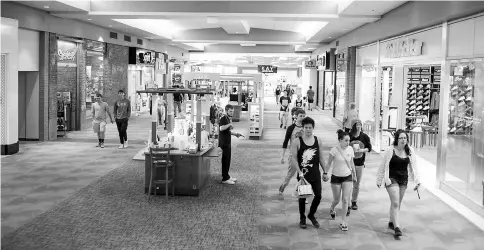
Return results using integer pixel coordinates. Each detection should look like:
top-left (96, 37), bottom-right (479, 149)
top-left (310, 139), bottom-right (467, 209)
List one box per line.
top-left (393, 129), bottom-right (411, 156)
top-left (350, 122), bottom-right (363, 137)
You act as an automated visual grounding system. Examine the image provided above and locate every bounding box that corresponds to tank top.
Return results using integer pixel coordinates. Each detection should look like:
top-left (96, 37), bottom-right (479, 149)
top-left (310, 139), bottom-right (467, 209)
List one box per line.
top-left (389, 150), bottom-right (410, 180)
top-left (297, 136), bottom-right (321, 181)
top-left (295, 99), bottom-right (303, 108)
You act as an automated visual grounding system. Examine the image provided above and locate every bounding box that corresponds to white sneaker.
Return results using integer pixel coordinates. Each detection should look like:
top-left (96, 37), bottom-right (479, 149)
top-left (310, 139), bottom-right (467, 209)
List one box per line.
top-left (124, 141), bottom-right (128, 148)
top-left (119, 144), bottom-right (124, 149)
top-left (229, 177), bottom-right (237, 182)
top-left (100, 143), bottom-right (105, 148)
top-left (222, 180), bottom-right (236, 185)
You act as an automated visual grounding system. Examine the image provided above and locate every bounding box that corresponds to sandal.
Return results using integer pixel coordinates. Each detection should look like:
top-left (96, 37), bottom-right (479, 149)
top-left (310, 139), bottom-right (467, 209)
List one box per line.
top-left (340, 222), bottom-right (348, 231)
top-left (330, 207), bottom-right (336, 219)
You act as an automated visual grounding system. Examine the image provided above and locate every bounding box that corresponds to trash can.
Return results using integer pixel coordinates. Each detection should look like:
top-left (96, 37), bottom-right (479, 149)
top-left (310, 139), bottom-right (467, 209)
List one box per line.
top-left (232, 105), bottom-right (242, 122)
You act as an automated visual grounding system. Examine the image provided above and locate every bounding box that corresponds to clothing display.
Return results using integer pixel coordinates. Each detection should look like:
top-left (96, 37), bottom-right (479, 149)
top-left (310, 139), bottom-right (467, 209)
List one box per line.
top-left (405, 66), bottom-right (441, 129)
top-left (447, 64), bottom-right (475, 135)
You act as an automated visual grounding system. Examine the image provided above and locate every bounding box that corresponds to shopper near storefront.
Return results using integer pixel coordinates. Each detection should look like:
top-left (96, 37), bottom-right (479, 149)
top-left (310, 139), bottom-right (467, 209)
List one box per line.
top-left (349, 119), bottom-right (372, 210)
top-left (290, 117), bottom-right (326, 229)
top-left (279, 91), bottom-right (291, 129)
top-left (278, 109), bottom-right (306, 194)
top-left (376, 129), bottom-right (421, 237)
top-left (343, 103), bottom-right (358, 133)
top-left (326, 129), bottom-right (357, 231)
top-left (92, 93), bottom-right (114, 148)
top-left (173, 86), bottom-right (184, 117)
top-left (114, 90), bottom-right (131, 149)
top-left (275, 87), bottom-right (281, 104)
top-left (306, 86), bottom-right (315, 111)
top-left (219, 104), bottom-right (243, 185)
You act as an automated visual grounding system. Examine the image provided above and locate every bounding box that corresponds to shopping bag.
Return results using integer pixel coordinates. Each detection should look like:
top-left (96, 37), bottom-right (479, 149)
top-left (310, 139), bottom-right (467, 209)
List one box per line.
top-left (296, 177), bottom-right (314, 198)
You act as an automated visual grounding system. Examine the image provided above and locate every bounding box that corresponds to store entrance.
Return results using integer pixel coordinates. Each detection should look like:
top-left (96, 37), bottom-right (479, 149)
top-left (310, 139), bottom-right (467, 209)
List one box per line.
top-left (18, 72), bottom-right (40, 141)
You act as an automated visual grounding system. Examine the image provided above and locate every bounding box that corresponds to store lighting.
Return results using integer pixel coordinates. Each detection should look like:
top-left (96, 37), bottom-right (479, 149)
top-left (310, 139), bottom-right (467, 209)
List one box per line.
top-left (44, 6), bottom-right (49, 9)
top-left (109, 25), bottom-right (112, 27)
top-left (87, 18), bottom-right (92, 21)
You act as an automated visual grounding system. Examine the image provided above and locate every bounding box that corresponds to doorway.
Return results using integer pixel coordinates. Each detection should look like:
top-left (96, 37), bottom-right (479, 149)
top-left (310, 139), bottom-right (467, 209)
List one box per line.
top-left (18, 71), bottom-right (40, 140)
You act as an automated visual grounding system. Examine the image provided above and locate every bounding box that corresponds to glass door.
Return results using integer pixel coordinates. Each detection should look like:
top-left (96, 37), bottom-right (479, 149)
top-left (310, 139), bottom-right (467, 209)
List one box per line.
top-left (323, 71), bottom-right (334, 110)
top-left (444, 60), bottom-right (484, 207)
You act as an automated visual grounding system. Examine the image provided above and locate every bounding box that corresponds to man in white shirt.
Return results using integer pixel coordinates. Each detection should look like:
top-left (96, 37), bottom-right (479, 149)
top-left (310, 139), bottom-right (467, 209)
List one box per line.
top-left (92, 93), bottom-right (114, 148)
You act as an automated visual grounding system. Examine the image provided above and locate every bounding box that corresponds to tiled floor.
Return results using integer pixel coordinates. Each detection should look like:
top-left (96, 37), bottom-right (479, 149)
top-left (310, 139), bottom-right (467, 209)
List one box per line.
top-left (2, 99), bottom-right (484, 249)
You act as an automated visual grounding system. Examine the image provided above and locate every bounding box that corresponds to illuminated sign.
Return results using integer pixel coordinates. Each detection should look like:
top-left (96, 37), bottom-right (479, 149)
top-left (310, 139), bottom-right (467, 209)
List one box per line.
top-left (305, 60), bottom-right (317, 69)
top-left (258, 65), bottom-right (277, 73)
top-left (385, 38), bottom-right (423, 58)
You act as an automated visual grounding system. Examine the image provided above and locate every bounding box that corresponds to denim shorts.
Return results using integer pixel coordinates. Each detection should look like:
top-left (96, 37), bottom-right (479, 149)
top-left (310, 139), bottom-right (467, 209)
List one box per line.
top-left (330, 174), bottom-right (353, 184)
top-left (386, 177), bottom-right (408, 187)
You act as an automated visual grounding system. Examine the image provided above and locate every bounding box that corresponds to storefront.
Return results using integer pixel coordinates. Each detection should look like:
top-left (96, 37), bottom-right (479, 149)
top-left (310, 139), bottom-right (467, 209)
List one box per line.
top-left (354, 13), bottom-right (484, 214)
top-left (316, 49), bottom-right (336, 110)
top-left (128, 48), bottom-right (156, 114)
top-left (84, 40), bottom-right (105, 129)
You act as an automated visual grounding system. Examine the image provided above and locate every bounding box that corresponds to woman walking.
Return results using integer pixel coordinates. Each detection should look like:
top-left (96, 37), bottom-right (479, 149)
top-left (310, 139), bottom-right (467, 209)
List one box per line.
top-left (326, 129), bottom-right (357, 231)
top-left (376, 129), bottom-right (421, 237)
top-left (349, 119), bottom-right (372, 210)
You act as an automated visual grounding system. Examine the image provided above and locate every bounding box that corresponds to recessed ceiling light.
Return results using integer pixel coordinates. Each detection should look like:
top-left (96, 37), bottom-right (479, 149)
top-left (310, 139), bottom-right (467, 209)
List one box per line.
top-left (342, 29), bottom-right (347, 31)
top-left (87, 18), bottom-right (92, 21)
top-left (44, 6), bottom-right (49, 9)
top-left (328, 37), bottom-right (332, 38)
top-left (109, 25), bottom-right (112, 27)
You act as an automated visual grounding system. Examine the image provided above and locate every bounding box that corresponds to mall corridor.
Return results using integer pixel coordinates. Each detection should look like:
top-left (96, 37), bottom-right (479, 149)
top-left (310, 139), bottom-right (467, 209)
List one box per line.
top-left (1, 98), bottom-right (483, 249)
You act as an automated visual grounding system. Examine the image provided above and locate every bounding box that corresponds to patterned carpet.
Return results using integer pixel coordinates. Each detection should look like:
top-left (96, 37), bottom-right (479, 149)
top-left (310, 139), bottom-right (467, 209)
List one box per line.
top-left (1, 146), bottom-right (263, 250)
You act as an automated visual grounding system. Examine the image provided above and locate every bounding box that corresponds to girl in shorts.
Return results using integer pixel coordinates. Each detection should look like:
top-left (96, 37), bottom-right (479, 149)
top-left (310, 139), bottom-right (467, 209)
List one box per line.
top-left (326, 129), bottom-right (357, 231)
top-left (376, 129), bottom-right (421, 237)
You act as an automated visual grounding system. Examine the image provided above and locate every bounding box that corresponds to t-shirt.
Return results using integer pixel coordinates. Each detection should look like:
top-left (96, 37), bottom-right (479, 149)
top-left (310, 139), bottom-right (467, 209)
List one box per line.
top-left (329, 146), bottom-right (354, 177)
top-left (282, 124), bottom-right (303, 149)
top-left (218, 115), bottom-right (232, 146)
top-left (279, 96), bottom-right (291, 109)
top-left (92, 102), bottom-right (109, 123)
top-left (295, 99), bottom-right (303, 108)
top-left (307, 89), bottom-right (315, 100)
top-left (275, 89), bottom-right (281, 95)
top-left (114, 99), bottom-right (131, 120)
top-left (174, 93), bottom-right (183, 102)
top-left (350, 132), bottom-right (372, 166)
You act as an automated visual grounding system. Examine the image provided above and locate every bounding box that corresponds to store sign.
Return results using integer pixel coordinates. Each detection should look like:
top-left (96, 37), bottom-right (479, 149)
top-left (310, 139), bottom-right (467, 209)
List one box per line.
top-left (385, 38), bottom-right (423, 58)
top-left (137, 50), bottom-right (155, 65)
top-left (258, 65), bottom-right (277, 74)
top-left (305, 60), bottom-right (317, 69)
top-left (57, 40), bottom-right (77, 65)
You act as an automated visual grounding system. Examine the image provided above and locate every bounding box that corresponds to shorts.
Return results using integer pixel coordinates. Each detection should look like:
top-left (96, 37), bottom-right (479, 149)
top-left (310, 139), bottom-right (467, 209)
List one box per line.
top-left (308, 99), bottom-right (314, 103)
top-left (330, 174), bottom-right (353, 184)
top-left (93, 121), bottom-right (107, 133)
top-left (386, 177), bottom-right (408, 187)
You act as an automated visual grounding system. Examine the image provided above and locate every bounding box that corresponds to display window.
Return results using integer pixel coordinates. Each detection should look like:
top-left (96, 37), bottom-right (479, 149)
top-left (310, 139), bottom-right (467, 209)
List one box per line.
top-left (443, 60), bottom-right (484, 206)
top-left (359, 66), bottom-right (377, 142)
top-left (334, 71), bottom-right (346, 121)
top-left (323, 71), bottom-right (334, 110)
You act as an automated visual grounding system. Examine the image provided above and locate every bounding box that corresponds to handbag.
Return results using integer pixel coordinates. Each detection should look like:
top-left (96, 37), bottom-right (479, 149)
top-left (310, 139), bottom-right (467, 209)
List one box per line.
top-left (296, 177), bottom-right (314, 198)
top-left (336, 146), bottom-right (354, 177)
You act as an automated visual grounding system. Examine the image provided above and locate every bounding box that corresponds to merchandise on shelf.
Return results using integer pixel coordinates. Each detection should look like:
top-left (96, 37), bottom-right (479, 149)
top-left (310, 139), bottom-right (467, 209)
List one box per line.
top-left (448, 63), bottom-right (475, 136)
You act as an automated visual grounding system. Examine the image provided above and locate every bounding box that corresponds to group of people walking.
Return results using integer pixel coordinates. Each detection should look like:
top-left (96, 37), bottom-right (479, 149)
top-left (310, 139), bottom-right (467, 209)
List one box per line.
top-left (278, 110), bottom-right (421, 237)
top-left (276, 86), bottom-right (316, 129)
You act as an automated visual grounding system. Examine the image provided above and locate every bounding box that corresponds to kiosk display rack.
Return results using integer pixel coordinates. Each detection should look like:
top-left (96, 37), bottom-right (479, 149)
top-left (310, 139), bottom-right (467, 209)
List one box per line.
top-left (248, 103), bottom-right (263, 139)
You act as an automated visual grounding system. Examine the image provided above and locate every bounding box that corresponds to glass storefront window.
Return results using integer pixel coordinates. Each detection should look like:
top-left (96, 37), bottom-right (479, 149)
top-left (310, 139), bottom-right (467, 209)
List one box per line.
top-left (334, 71), bottom-right (346, 121)
top-left (444, 60), bottom-right (484, 206)
top-left (359, 67), bottom-right (377, 141)
top-left (323, 71), bottom-right (334, 110)
top-left (85, 41), bottom-right (105, 120)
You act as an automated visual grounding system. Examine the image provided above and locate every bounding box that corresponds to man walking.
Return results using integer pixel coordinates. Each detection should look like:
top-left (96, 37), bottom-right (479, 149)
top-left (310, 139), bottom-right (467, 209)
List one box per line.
top-left (114, 89), bottom-right (131, 149)
top-left (306, 86), bottom-right (315, 111)
top-left (173, 86), bottom-right (184, 117)
top-left (219, 104), bottom-right (243, 185)
top-left (291, 117), bottom-right (327, 229)
top-left (92, 93), bottom-right (114, 148)
top-left (279, 109), bottom-right (306, 194)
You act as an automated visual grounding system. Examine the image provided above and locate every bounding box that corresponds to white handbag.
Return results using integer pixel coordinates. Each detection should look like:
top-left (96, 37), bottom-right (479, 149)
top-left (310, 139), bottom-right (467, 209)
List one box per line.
top-left (297, 177), bottom-right (314, 198)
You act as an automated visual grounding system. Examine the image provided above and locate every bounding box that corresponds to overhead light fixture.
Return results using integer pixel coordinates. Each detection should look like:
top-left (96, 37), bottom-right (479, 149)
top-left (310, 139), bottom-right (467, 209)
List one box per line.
top-left (240, 44), bottom-right (256, 47)
top-left (87, 18), bottom-right (92, 21)
top-left (328, 37), bottom-right (332, 38)
top-left (342, 29), bottom-right (347, 31)
top-left (109, 25), bottom-right (112, 27)
top-left (44, 6), bottom-right (49, 9)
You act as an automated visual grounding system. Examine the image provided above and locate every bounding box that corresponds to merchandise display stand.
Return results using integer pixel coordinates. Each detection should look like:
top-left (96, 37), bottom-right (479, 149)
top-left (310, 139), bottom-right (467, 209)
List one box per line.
top-left (136, 87), bottom-right (220, 196)
top-left (248, 103), bottom-right (263, 139)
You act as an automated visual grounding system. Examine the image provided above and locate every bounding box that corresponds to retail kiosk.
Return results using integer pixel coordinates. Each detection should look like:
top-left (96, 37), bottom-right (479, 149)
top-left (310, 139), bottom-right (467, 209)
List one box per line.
top-left (220, 74), bottom-right (263, 122)
top-left (136, 87), bottom-right (220, 196)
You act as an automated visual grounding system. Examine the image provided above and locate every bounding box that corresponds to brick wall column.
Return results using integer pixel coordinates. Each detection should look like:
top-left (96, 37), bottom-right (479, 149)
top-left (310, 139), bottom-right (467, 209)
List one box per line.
top-left (103, 43), bottom-right (128, 108)
top-left (48, 33), bottom-right (58, 140)
top-left (39, 32), bottom-right (49, 141)
top-left (78, 43), bottom-right (87, 130)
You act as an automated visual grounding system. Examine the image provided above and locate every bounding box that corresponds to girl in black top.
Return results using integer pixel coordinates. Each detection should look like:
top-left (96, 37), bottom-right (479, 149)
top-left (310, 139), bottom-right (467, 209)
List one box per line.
top-left (291, 117), bottom-right (327, 229)
top-left (349, 119), bottom-right (372, 210)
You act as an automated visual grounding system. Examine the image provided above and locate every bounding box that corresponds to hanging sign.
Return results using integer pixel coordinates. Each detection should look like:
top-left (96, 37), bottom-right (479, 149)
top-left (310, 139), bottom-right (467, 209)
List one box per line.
top-left (385, 38), bottom-right (423, 58)
top-left (57, 40), bottom-right (77, 66)
top-left (257, 65), bottom-right (277, 73)
top-left (136, 50), bottom-right (155, 65)
top-left (305, 60), bottom-right (317, 69)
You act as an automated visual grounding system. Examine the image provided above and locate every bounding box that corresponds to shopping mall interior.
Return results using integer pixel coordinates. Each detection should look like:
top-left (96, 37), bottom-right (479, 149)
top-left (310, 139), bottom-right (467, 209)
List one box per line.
top-left (2, 1), bottom-right (484, 249)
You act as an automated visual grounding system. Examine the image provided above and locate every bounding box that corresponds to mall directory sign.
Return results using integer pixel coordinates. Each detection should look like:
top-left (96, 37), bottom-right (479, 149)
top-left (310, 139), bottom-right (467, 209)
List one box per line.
top-left (258, 65), bottom-right (278, 73)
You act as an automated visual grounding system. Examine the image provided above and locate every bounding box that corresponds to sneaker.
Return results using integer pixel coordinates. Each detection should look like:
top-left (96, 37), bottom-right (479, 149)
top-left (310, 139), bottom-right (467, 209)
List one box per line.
top-left (279, 184), bottom-right (284, 194)
top-left (124, 140), bottom-right (129, 148)
top-left (222, 180), bottom-right (235, 185)
top-left (100, 143), bottom-right (105, 148)
top-left (466, 96), bottom-right (473, 102)
top-left (394, 227), bottom-right (403, 237)
top-left (300, 219), bottom-right (307, 229)
top-left (229, 177), bottom-right (237, 182)
top-left (351, 201), bottom-right (358, 210)
top-left (340, 222), bottom-right (348, 231)
top-left (458, 96), bottom-right (466, 101)
top-left (451, 85), bottom-right (459, 91)
top-left (423, 106), bottom-right (429, 111)
top-left (308, 216), bottom-right (320, 228)
top-left (119, 144), bottom-right (124, 149)
top-left (416, 105), bottom-right (422, 111)
top-left (417, 95), bottom-right (423, 100)
top-left (388, 221), bottom-right (395, 230)
top-left (330, 208), bottom-right (336, 219)
top-left (458, 101), bottom-right (466, 107)
top-left (409, 100), bottom-right (416, 105)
